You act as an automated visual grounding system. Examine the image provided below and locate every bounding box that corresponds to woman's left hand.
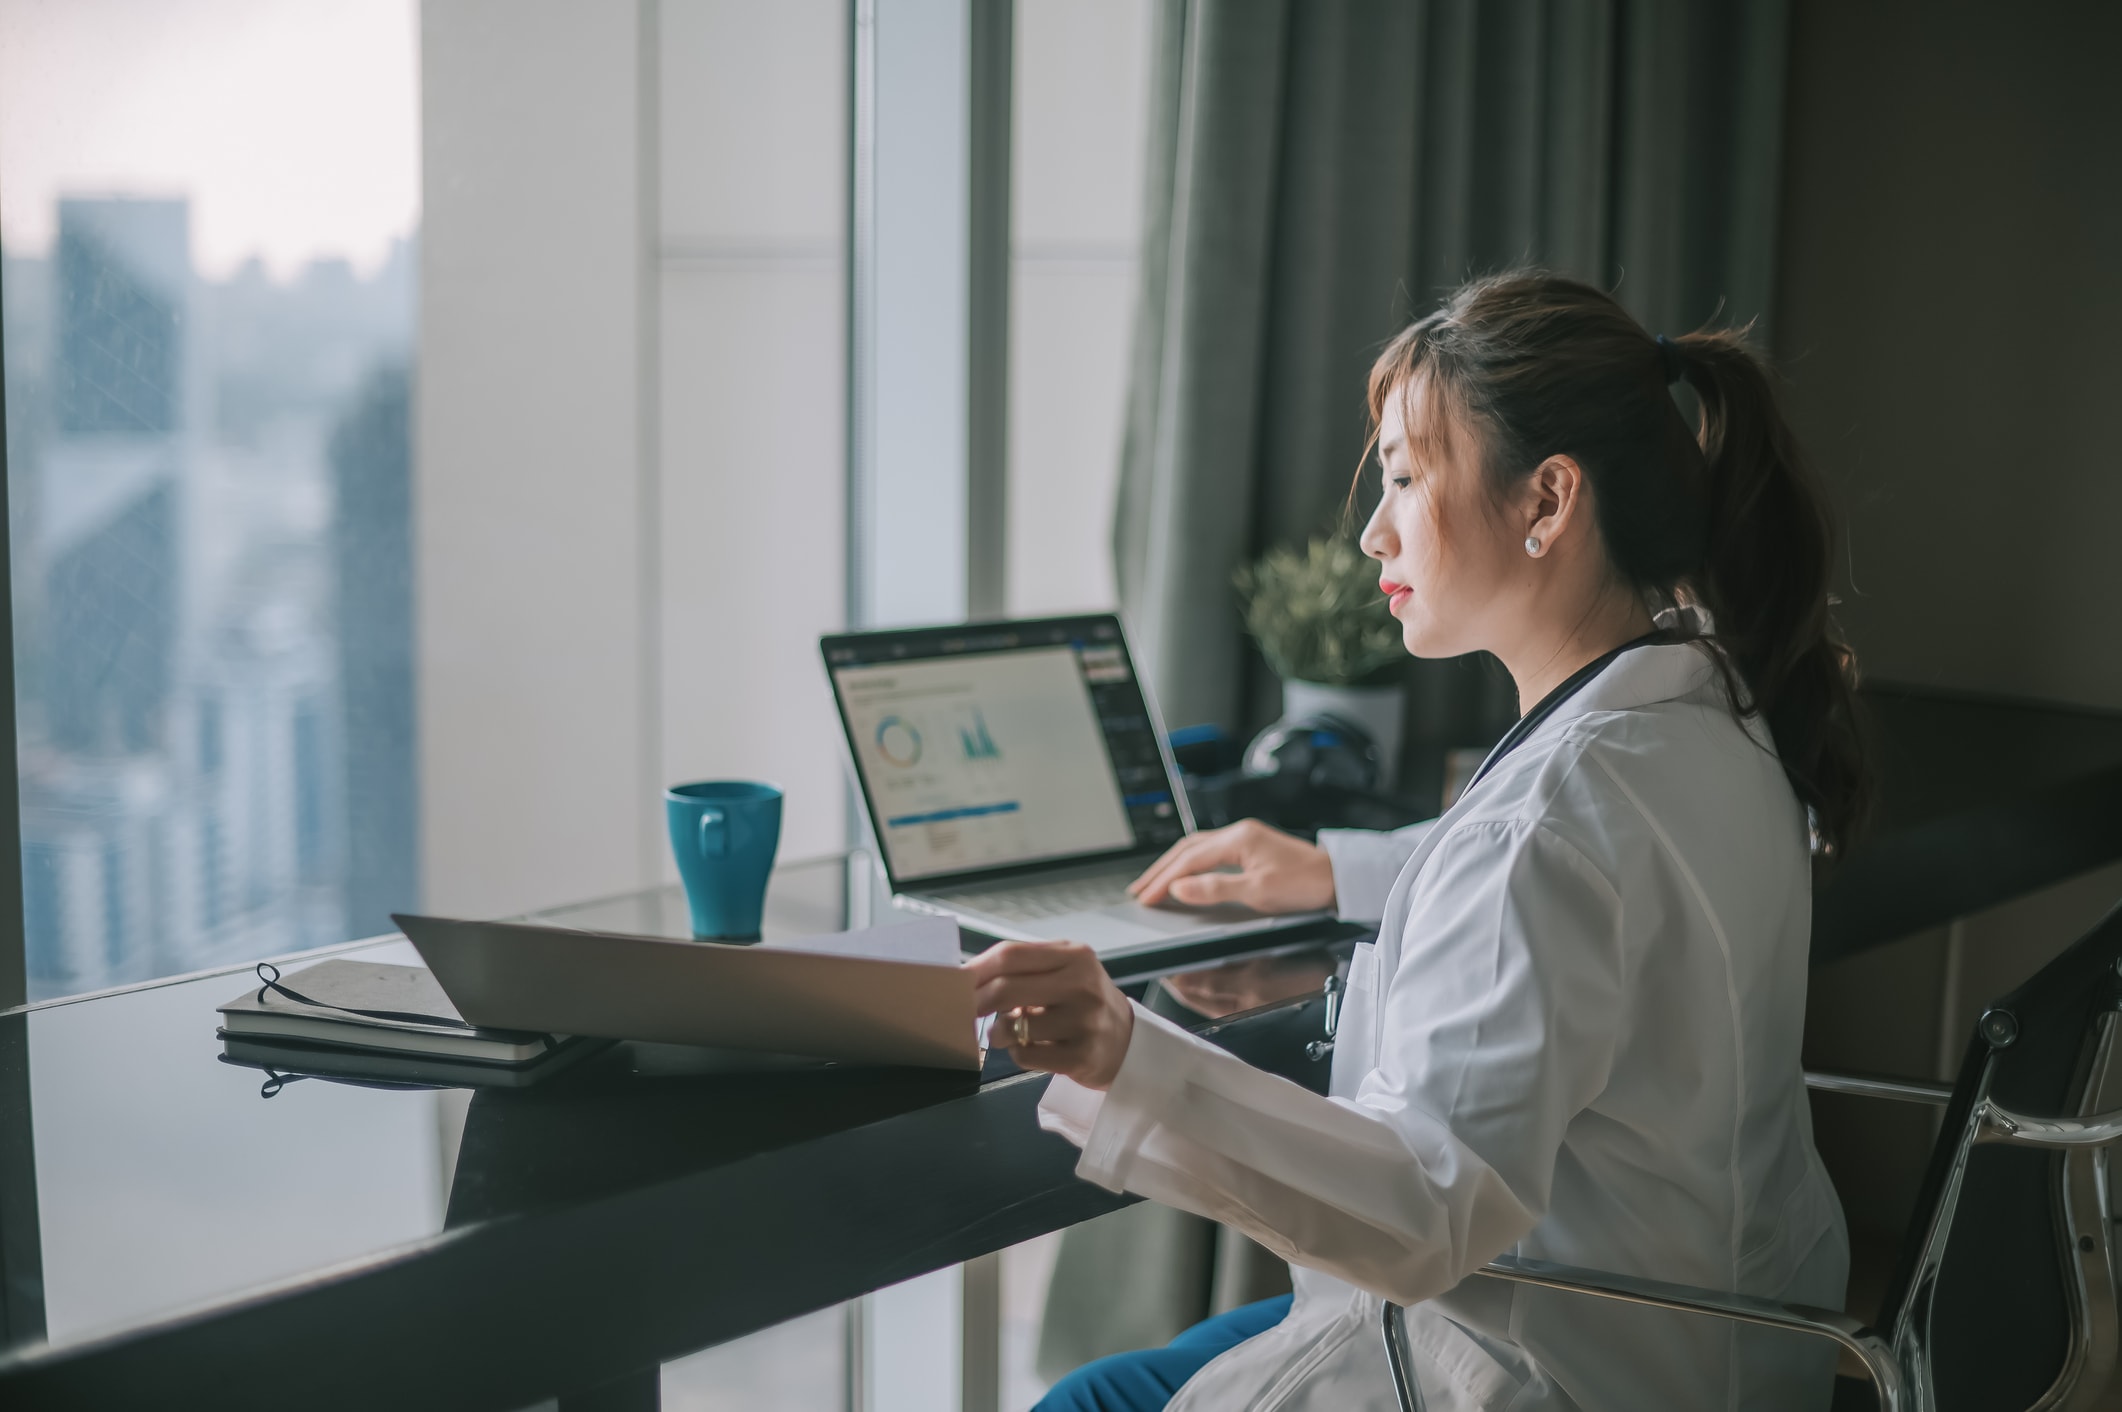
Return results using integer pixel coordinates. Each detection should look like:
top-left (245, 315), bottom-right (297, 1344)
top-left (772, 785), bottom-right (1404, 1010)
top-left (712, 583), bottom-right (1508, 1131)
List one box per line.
top-left (966, 940), bottom-right (1135, 1090)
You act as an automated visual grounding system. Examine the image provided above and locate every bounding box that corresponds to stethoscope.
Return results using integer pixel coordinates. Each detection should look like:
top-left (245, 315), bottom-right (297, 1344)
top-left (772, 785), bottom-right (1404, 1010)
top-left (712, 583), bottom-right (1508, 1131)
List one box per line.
top-left (1307, 631), bottom-right (1668, 1060)
top-left (1462, 629), bottom-right (1669, 796)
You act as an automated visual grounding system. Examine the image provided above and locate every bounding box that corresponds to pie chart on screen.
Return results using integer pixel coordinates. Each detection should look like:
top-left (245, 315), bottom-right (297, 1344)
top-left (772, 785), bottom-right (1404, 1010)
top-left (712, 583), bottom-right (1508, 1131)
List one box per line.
top-left (876, 715), bottom-right (923, 766)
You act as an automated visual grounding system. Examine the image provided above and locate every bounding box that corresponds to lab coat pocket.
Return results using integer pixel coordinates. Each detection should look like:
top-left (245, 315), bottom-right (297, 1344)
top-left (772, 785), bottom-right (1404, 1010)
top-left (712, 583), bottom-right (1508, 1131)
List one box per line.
top-left (1401, 1304), bottom-right (1531, 1410)
top-left (1328, 942), bottom-right (1382, 1097)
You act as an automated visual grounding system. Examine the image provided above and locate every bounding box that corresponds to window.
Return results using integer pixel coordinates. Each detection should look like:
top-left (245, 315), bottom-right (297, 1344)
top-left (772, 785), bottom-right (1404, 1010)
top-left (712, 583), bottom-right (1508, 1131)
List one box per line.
top-left (2, 2), bottom-right (1150, 1401)
top-left (1, 0), bottom-right (857, 1000)
top-left (1, 0), bottom-right (420, 999)
top-left (1006, 0), bottom-right (1151, 618)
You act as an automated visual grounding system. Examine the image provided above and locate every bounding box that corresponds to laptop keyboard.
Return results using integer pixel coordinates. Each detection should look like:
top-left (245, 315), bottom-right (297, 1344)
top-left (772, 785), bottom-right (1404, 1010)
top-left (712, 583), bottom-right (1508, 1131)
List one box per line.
top-left (939, 873), bottom-right (1141, 922)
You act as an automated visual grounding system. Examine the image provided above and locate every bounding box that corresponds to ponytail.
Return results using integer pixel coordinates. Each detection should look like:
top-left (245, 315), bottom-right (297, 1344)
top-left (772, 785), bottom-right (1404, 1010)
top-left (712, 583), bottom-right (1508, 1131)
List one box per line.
top-left (1670, 332), bottom-right (1870, 858)
top-left (1366, 271), bottom-right (1872, 860)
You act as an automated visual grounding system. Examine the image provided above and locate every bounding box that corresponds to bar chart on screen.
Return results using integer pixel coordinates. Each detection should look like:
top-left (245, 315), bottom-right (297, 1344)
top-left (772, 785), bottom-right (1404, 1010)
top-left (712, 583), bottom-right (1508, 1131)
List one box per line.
top-left (834, 647), bottom-right (1132, 878)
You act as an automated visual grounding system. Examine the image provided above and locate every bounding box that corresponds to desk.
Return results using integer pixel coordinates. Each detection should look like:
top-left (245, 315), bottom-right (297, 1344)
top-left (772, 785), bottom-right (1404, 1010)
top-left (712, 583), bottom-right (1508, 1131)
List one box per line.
top-left (2, 686), bottom-right (2118, 1408)
top-left (1814, 686), bottom-right (2122, 963)
top-left (0, 854), bottom-right (1335, 1410)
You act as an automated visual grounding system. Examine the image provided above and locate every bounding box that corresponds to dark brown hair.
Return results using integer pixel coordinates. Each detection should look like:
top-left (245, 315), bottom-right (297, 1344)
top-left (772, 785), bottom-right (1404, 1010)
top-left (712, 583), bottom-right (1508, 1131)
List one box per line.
top-left (1367, 269), bottom-right (1870, 858)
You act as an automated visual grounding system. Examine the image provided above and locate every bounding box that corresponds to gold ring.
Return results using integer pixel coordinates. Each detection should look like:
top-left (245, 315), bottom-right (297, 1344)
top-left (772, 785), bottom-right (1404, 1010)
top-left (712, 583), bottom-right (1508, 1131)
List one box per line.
top-left (1012, 1011), bottom-right (1031, 1047)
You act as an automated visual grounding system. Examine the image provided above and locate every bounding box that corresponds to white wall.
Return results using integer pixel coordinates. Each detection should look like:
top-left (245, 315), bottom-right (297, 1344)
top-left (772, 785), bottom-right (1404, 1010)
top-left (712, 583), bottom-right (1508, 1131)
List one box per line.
top-left (659, 0), bottom-right (848, 864)
top-left (419, 0), bottom-right (849, 915)
top-left (1005, 0), bottom-right (1151, 618)
top-left (419, 0), bottom-right (654, 915)
top-left (864, 0), bottom-right (973, 629)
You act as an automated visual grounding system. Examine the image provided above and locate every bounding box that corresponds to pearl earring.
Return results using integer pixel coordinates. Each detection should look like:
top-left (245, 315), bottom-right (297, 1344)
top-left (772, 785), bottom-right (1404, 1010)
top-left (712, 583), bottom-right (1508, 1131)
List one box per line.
top-left (1525, 536), bottom-right (1541, 556)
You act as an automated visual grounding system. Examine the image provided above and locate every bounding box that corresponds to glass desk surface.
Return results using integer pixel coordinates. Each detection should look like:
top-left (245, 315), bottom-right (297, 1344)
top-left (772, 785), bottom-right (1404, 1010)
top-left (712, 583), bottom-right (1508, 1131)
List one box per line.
top-left (11, 682), bottom-right (2122, 1379)
top-left (0, 853), bottom-right (883, 1363)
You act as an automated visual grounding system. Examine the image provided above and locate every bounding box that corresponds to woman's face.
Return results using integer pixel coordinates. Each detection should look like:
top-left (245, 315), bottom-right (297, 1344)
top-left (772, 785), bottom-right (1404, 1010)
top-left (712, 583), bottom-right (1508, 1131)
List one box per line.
top-left (1359, 376), bottom-right (1527, 660)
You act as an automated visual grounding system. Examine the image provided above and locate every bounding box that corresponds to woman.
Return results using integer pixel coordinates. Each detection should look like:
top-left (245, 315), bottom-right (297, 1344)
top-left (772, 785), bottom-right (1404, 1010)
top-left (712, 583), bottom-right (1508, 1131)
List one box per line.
top-left (969, 270), bottom-right (1867, 1411)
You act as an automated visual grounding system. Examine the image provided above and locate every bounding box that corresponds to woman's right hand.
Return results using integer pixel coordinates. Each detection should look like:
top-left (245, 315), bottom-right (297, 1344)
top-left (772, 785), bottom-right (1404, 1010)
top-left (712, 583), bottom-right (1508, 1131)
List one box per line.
top-left (1129, 819), bottom-right (1337, 915)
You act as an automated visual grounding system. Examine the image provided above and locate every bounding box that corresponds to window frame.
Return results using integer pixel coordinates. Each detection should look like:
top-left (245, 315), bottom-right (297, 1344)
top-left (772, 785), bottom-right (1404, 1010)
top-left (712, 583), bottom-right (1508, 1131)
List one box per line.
top-left (0, 304), bottom-right (22, 1013)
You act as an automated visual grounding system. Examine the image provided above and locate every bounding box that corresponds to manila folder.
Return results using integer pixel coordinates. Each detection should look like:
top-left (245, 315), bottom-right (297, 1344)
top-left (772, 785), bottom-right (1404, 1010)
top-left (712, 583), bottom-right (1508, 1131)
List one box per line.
top-left (393, 914), bottom-right (979, 1071)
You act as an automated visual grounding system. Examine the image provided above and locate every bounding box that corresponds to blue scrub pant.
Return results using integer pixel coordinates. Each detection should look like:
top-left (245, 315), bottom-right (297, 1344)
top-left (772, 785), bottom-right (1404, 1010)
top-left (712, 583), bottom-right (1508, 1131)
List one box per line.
top-left (1034, 1294), bottom-right (1294, 1412)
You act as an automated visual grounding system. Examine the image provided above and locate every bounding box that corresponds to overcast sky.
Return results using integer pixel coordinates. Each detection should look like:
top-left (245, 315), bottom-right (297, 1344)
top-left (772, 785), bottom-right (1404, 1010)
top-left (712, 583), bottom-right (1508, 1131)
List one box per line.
top-left (0, 0), bottom-right (418, 280)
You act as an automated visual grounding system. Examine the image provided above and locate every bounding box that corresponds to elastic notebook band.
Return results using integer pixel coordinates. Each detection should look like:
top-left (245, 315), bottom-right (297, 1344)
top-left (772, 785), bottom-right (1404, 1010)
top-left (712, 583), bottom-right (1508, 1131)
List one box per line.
top-left (253, 960), bottom-right (477, 1031)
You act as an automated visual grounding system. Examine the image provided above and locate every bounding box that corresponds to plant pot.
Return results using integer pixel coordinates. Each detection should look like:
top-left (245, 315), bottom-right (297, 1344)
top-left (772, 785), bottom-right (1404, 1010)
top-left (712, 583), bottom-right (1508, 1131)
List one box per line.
top-left (1281, 679), bottom-right (1407, 785)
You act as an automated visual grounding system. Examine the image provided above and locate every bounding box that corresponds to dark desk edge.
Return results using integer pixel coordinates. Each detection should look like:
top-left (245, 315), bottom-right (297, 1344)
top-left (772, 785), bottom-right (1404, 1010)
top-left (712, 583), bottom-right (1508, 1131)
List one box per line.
top-left (0, 1000), bottom-right (1332, 1411)
top-left (1813, 761), bottom-right (2122, 965)
top-left (1861, 678), bottom-right (2122, 721)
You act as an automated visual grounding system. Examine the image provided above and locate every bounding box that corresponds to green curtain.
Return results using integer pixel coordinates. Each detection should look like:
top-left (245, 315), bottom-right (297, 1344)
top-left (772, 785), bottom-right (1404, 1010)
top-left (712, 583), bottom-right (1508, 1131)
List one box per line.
top-left (1046, 0), bottom-right (1793, 1378)
top-left (1113, 0), bottom-right (1790, 741)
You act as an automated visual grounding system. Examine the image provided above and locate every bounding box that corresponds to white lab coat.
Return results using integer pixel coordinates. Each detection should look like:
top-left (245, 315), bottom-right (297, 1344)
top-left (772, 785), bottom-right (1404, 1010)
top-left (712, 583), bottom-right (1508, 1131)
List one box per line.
top-left (1039, 641), bottom-right (1848, 1410)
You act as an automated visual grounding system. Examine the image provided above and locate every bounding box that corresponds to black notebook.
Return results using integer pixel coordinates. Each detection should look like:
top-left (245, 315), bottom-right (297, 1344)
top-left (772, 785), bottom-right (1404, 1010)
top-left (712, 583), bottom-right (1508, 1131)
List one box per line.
top-left (219, 1033), bottom-right (604, 1091)
top-left (217, 958), bottom-right (567, 1065)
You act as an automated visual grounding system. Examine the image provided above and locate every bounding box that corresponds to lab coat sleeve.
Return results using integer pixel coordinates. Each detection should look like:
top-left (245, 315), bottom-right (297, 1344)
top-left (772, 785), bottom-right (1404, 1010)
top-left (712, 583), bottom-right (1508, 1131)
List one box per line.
top-left (1038, 821), bottom-right (1627, 1307)
top-left (1317, 820), bottom-right (1436, 923)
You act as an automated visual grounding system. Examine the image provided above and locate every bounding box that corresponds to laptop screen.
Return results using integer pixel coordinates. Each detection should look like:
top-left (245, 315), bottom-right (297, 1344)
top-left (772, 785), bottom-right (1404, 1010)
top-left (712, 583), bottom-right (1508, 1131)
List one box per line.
top-left (821, 615), bottom-right (1189, 885)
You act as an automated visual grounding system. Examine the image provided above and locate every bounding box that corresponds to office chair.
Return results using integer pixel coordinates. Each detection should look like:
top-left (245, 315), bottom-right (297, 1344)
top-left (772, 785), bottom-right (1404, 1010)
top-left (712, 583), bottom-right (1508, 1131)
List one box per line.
top-left (1378, 897), bottom-right (2122, 1412)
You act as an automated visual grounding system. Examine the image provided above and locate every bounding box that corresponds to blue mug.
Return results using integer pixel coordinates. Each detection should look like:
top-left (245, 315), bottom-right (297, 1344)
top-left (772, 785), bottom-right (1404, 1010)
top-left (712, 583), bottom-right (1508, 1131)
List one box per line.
top-left (665, 780), bottom-right (783, 939)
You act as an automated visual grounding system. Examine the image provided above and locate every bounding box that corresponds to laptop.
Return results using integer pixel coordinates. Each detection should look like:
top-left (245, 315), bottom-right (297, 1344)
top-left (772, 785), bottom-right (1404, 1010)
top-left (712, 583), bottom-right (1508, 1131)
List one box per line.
top-left (820, 613), bottom-right (1329, 957)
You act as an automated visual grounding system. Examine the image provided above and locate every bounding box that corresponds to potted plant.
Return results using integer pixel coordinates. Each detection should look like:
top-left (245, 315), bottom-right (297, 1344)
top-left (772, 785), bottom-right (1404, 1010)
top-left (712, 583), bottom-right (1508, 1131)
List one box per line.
top-left (1234, 535), bottom-right (1408, 782)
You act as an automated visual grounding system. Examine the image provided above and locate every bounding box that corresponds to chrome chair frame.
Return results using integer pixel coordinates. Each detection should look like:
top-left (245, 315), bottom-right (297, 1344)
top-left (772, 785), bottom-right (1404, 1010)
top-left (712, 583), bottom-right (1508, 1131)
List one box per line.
top-left (1380, 1045), bottom-right (2122, 1412)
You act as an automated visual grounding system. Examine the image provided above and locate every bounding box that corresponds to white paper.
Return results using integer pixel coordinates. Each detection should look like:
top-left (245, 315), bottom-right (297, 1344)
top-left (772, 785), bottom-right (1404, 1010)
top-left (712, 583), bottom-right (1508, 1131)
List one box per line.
top-left (762, 916), bottom-right (962, 968)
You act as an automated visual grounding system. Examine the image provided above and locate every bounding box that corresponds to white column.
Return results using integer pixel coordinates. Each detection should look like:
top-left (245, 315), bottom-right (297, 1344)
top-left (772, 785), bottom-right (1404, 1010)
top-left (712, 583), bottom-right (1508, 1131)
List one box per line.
top-left (1006, 0), bottom-right (1152, 617)
top-left (418, 0), bottom-right (657, 916)
top-left (656, 0), bottom-right (850, 863)
top-left (854, 0), bottom-right (971, 629)
top-left (866, 1266), bottom-right (964, 1412)
top-left (851, 12), bottom-right (1008, 1405)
